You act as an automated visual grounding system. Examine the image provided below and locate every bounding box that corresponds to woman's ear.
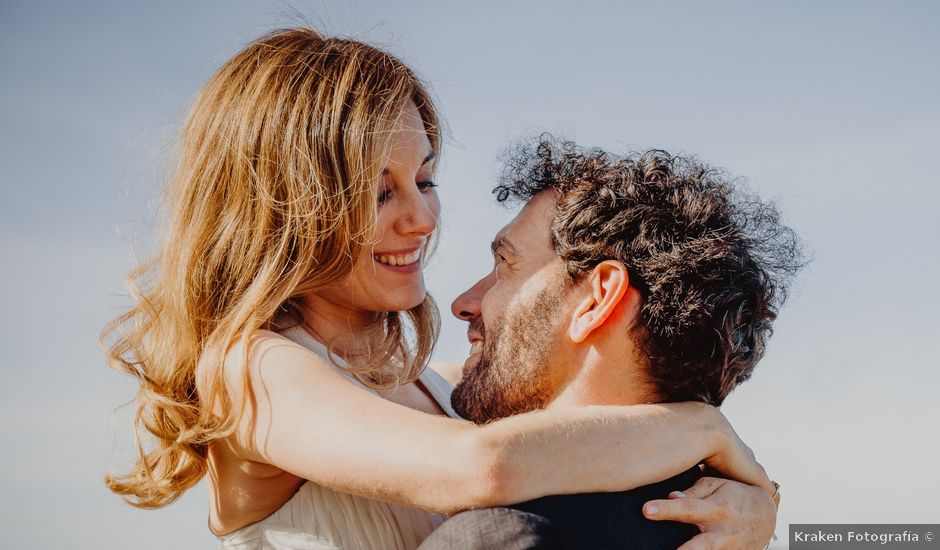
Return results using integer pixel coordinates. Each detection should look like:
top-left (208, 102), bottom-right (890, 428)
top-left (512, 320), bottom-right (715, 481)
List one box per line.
top-left (568, 261), bottom-right (631, 343)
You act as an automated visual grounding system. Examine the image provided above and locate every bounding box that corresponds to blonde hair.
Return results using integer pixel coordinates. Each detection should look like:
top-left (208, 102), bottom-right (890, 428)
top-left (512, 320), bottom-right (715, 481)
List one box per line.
top-left (103, 28), bottom-right (441, 508)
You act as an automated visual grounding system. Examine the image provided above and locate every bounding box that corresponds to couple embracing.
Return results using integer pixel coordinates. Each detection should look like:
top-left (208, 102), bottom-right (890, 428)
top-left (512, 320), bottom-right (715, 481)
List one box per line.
top-left (105, 28), bottom-right (800, 549)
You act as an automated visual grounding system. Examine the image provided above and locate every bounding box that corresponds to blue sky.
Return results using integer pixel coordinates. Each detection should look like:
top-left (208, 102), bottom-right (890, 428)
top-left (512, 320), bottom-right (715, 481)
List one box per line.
top-left (1, 2), bottom-right (938, 547)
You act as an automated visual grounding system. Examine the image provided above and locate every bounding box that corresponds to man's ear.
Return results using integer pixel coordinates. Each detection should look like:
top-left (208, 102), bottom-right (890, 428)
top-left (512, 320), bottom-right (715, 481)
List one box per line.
top-left (568, 261), bottom-right (631, 343)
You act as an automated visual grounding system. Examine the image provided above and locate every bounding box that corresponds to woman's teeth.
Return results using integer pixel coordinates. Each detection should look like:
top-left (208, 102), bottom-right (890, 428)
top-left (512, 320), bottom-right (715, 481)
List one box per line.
top-left (469, 341), bottom-right (483, 355)
top-left (374, 250), bottom-right (421, 266)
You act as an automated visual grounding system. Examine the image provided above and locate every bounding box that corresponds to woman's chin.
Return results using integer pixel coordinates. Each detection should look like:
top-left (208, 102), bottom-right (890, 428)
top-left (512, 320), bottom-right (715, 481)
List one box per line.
top-left (380, 288), bottom-right (428, 313)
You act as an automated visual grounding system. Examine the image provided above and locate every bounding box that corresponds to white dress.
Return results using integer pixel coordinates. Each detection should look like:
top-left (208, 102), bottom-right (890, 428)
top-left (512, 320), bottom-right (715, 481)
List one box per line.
top-left (218, 325), bottom-right (461, 550)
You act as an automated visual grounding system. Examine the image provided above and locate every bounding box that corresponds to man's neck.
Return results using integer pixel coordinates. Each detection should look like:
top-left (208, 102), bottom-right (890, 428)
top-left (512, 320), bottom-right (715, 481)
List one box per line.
top-left (544, 345), bottom-right (660, 409)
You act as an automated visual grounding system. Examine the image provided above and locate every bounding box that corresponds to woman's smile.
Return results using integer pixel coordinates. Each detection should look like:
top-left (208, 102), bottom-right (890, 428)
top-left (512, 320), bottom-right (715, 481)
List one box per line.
top-left (373, 247), bottom-right (423, 272)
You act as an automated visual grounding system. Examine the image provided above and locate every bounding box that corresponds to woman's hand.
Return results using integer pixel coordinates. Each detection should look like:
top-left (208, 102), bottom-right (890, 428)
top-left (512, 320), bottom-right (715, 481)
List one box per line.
top-left (642, 476), bottom-right (778, 550)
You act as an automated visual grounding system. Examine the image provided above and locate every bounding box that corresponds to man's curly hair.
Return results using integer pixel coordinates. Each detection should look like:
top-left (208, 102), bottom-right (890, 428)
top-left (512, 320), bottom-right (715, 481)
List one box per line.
top-left (494, 135), bottom-right (804, 406)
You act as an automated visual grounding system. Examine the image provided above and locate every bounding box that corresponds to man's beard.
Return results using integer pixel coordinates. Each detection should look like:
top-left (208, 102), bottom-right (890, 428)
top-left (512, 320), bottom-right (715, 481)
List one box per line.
top-left (451, 283), bottom-right (564, 424)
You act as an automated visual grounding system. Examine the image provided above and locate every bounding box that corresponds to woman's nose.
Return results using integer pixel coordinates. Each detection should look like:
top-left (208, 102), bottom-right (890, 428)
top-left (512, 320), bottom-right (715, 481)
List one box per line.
top-left (398, 192), bottom-right (438, 236)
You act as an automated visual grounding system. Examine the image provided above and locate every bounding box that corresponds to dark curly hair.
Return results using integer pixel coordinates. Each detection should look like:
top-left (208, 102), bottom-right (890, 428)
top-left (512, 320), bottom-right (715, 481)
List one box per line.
top-left (494, 135), bottom-right (804, 406)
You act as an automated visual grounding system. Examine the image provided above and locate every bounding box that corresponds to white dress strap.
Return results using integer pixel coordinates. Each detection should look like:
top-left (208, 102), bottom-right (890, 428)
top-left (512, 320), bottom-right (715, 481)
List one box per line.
top-left (418, 368), bottom-right (461, 420)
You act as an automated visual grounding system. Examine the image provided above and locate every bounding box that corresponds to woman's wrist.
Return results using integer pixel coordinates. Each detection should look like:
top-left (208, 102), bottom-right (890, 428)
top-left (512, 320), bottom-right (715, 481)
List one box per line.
top-left (703, 404), bottom-right (731, 459)
top-left (665, 402), bottom-right (728, 462)
top-left (687, 402), bottom-right (736, 475)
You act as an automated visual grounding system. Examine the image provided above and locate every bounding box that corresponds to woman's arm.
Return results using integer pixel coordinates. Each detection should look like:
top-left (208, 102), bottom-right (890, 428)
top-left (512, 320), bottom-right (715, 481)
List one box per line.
top-left (474, 403), bottom-right (770, 507)
top-left (222, 332), bottom-right (768, 515)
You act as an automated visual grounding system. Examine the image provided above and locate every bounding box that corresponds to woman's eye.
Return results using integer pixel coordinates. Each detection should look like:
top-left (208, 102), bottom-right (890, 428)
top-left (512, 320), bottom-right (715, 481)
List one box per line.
top-left (377, 189), bottom-right (391, 205)
top-left (417, 180), bottom-right (437, 192)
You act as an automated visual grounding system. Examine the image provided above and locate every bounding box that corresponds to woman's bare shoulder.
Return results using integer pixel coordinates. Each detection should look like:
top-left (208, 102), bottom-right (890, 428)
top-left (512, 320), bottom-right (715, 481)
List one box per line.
top-left (228, 328), bottom-right (306, 361)
top-left (196, 329), bottom-right (333, 400)
top-left (200, 328), bottom-right (355, 461)
top-left (229, 328), bottom-right (334, 377)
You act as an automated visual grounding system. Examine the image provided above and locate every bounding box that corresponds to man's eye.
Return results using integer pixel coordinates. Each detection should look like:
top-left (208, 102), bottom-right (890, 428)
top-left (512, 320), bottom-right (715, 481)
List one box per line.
top-left (417, 180), bottom-right (437, 192)
top-left (494, 253), bottom-right (507, 266)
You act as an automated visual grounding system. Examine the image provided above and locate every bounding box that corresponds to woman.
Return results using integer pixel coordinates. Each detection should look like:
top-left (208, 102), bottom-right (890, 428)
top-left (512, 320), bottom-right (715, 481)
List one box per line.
top-left (103, 28), bottom-right (775, 549)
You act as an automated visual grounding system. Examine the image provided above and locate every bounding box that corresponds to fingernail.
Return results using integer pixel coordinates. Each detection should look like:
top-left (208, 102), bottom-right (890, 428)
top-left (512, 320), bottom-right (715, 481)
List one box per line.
top-left (645, 504), bottom-right (659, 516)
top-left (670, 491), bottom-right (686, 498)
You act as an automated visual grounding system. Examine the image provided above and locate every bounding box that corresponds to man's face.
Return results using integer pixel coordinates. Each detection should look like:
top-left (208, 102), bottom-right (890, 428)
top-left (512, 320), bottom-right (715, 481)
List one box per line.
top-left (450, 192), bottom-right (574, 424)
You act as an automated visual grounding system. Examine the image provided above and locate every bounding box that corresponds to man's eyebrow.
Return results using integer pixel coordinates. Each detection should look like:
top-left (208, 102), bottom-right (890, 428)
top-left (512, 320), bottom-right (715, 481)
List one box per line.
top-left (381, 152), bottom-right (435, 176)
top-left (490, 235), bottom-right (519, 257)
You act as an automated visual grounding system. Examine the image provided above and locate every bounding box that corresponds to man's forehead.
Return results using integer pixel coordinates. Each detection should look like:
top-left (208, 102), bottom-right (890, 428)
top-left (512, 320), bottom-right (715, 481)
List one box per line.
top-left (492, 192), bottom-right (557, 255)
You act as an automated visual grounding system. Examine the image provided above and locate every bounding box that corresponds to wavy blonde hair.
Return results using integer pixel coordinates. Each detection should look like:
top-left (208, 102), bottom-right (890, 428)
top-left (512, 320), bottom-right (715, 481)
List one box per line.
top-left (103, 28), bottom-right (441, 508)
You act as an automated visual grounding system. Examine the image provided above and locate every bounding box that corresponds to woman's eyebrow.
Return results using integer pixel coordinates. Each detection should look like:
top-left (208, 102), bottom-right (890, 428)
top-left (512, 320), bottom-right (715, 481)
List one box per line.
top-left (381, 152), bottom-right (436, 176)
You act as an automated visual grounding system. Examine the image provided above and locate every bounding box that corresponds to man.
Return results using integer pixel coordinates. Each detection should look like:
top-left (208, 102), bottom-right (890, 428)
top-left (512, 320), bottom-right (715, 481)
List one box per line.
top-left (421, 137), bottom-right (801, 549)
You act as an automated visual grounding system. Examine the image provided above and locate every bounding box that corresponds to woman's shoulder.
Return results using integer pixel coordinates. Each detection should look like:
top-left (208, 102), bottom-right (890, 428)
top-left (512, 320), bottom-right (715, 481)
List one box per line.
top-left (231, 327), bottom-right (309, 358)
top-left (225, 328), bottom-right (332, 378)
top-left (200, 328), bottom-right (359, 459)
top-left (196, 328), bottom-right (334, 401)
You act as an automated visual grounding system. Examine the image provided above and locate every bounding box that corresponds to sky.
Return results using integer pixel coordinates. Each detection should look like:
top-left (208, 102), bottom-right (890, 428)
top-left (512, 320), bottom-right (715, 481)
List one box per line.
top-left (1, 1), bottom-right (938, 548)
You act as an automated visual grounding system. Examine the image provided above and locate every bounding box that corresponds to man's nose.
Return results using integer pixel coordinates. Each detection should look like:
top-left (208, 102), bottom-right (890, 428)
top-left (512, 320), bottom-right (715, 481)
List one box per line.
top-left (451, 273), bottom-right (493, 321)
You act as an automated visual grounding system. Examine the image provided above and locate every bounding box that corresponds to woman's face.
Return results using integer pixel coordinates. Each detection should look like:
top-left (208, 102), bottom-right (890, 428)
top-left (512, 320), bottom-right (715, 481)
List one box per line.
top-left (313, 102), bottom-right (440, 317)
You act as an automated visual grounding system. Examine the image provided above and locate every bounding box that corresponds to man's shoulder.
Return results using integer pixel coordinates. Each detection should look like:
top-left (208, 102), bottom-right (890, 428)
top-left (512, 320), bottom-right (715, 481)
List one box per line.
top-left (418, 507), bottom-right (555, 550)
top-left (509, 466), bottom-right (703, 549)
top-left (517, 465), bottom-right (701, 511)
top-left (420, 468), bottom-right (704, 550)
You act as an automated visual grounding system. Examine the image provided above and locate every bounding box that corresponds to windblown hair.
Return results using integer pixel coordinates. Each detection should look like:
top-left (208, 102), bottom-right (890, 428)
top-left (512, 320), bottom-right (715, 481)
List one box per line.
top-left (495, 135), bottom-right (803, 406)
top-left (103, 28), bottom-right (441, 508)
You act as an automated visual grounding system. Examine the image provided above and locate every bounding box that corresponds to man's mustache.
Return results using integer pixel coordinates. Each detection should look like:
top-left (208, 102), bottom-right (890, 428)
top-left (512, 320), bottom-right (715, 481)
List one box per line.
top-left (467, 317), bottom-right (485, 341)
